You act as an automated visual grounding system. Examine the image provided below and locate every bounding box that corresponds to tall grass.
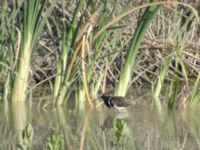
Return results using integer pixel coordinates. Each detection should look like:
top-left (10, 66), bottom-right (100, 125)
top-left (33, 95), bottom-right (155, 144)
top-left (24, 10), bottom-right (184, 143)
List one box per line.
top-left (12, 0), bottom-right (53, 102)
top-left (152, 3), bottom-right (198, 110)
top-left (0, 0), bottom-right (199, 111)
top-left (189, 73), bottom-right (200, 108)
top-left (53, 0), bottom-right (85, 106)
top-left (167, 75), bottom-right (180, 109)
top-left (53, 1), bottom-right (115, 107)
top-left (115, 4), bottom-right (159, 96)
top-left (0, 0), bottom-right (20, 104)
top-left (152, 55), bottom-right (173, 111)
top-left (1, 1), bottom-right (200, 149)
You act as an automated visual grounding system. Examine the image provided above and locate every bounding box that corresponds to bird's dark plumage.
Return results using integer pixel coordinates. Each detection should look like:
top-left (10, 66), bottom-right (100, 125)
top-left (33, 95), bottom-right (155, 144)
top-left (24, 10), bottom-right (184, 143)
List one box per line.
top-left (100, 94), bottom-right (130, 110)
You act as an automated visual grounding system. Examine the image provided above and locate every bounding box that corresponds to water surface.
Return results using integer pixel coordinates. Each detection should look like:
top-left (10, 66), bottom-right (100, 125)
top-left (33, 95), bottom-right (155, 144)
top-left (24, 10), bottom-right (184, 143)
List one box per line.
top-left (0, 94), bottom-right (200, 150)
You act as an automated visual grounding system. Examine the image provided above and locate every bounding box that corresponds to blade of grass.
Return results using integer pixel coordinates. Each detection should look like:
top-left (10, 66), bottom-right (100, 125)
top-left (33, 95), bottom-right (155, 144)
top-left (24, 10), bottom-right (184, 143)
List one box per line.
top-left (54, 0), bottom-right (84, 106)
top-left (152, 55), bottom-right (173, 111)
top-left (189, 73), bottom-right (200, 108)
top-left (12, 0), bottom-right (54, 102)
top-left (115, 4), bottom-right (159, 96)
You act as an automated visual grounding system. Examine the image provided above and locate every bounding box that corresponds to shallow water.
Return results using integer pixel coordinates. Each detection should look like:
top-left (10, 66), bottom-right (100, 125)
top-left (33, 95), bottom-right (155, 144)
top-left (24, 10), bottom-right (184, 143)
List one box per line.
top-left (0, 95), bottom-right (200, 150)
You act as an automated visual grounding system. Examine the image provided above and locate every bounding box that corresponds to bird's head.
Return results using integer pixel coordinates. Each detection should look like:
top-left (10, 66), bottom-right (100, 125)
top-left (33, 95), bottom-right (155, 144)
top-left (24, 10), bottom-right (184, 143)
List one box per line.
top-left (100, 94), bottom-right (109, 101)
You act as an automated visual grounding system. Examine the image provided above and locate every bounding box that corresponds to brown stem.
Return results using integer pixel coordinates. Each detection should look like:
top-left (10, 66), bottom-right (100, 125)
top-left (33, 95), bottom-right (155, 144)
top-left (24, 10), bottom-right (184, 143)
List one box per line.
top-left (81, 35), bottom-right (94, 108)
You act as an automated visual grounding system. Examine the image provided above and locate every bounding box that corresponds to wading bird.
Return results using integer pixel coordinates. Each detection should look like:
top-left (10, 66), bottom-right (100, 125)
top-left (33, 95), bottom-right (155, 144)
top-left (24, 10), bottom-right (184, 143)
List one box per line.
top-left (100, 94), bottom-right (131, 111)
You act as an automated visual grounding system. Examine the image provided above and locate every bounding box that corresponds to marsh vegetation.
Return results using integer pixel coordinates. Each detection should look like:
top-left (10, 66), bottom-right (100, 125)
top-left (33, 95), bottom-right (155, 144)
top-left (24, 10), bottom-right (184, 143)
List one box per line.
top-left (0, 0), bottom-right (200, 149)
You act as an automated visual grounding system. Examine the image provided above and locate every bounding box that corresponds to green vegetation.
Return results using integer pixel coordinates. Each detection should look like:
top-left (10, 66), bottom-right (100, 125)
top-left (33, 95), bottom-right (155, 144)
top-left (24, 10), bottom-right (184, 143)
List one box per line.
top-left (17, 124), bottom-right (33, 150)
top-left (53, 0), bottom-right (85, 106)
top-left (0, 0), bottom-right (199, 111)
top-left (46, 134), bottom-right (64, 150)
top-left (115, 3), bottom-right (159, 97)
top-left (189, 73), bottom-right (200, 108)
top-left (11, 0), bottom-right (54, 102)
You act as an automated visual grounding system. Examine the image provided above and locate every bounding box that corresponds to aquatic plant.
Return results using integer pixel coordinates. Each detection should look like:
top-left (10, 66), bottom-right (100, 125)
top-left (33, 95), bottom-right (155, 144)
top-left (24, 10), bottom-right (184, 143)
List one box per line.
top-left (114, 120), bottom-right (125, 143)
top-left (12, 0), bottom-right (54, 102)
top-left (152, 55), bottom-right (172, 110)
top-left (46, 134), bottom-right (64, 150)
top-left (167, 75), bottom-right (180, 109)
top-left (189, 73), bottom-right (200, 108)
top-left (17, 124), bottom-right (33, 150)
top-left (115, 3), bottom-right (159, 97)
top-left (53, 0), bottom-right (85, 106)
top-left (53, 1), bottom-right (115, 108)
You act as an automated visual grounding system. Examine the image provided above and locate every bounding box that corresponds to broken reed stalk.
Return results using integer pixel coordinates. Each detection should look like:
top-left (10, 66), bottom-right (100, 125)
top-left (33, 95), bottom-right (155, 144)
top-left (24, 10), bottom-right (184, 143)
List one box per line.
top-left (81, 35), bottom-right (94, 108)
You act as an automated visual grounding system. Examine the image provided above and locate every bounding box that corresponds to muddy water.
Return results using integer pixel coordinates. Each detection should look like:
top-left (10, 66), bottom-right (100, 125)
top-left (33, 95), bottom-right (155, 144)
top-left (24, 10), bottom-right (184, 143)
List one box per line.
top-left (0, 94), bottom-right (200, 150)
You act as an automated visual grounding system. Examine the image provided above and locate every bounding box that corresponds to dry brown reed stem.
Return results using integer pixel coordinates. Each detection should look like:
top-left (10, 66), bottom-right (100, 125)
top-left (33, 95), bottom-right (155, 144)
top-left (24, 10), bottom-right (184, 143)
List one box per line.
top-left (79, 109), bottom-right (92, 150)
top-left (66, 14), bottom-right (97, 80)
top-left (65, 12), bottom-right (100, 83)
top-left (76, 12), bottom-right (100, 43)
top-left (94, 1), bottom-right (199, 40)
top-left (64, 41), bottom-right (82, 83)
top-left (30, 73), bottom-right (58, 91)
top-left (143, 37), bottom-right (200, 74)
top-left (81, 35), bottom-right (94, 108)
top-left (13, 27), bottom-right (21, 69)
top-left (39, 41), bottom-right (54, 53)
top-left (33, 65), bottom-right (53, 88)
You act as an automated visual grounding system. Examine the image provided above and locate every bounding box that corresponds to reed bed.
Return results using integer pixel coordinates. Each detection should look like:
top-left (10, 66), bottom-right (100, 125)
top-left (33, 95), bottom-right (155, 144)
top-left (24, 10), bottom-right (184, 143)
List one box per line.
top-left (0, 0), bottom-right (199, 111)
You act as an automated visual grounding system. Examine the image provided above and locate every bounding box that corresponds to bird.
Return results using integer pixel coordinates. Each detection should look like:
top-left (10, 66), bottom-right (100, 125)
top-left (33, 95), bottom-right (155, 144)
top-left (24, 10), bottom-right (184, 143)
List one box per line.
top-left (100, 94), bottom-right (131, 111)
